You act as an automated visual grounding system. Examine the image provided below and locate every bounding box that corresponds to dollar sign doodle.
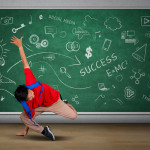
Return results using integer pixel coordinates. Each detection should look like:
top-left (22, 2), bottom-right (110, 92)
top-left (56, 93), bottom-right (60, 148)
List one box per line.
top-left (85, 46), bottom-right (92, 59)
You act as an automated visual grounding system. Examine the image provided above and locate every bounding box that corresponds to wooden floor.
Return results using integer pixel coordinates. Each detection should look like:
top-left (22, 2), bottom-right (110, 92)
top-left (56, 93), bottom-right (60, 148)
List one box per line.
top-left (1, 124), bottom-right (150, 150)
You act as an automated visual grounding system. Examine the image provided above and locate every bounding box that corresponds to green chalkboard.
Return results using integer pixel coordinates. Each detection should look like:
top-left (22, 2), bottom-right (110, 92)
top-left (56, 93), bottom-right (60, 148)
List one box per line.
top-left (0, 9), bottom-right (150, 112)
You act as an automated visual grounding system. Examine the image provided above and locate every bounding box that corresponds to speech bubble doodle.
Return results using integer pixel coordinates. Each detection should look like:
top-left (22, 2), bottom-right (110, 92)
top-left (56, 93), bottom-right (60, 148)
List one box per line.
top-left (45, 26), bottom-right (57, 38)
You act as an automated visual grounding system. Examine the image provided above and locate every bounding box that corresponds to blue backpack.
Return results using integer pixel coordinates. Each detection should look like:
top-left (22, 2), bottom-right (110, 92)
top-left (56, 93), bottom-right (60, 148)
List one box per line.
top-left (20, 82), bottom-right (43, 127)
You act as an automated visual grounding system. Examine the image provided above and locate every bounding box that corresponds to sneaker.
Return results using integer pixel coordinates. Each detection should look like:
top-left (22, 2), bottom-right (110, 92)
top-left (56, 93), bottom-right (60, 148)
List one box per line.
top-left (62, 99), bottom-right (68, 104)
top-left (42, 126), bottom-right (55, 141)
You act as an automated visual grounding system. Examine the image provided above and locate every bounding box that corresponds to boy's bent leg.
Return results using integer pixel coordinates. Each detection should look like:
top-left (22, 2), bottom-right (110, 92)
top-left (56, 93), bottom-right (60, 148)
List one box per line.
top-left (46, 98), bottom-right (78, 120)
top-left (20, 110), bottom-right (44, 133)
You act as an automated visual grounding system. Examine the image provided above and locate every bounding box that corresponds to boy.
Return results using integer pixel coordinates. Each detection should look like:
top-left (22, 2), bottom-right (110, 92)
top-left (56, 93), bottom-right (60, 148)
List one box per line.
top-left (11, 36), bottom-right (77, 141)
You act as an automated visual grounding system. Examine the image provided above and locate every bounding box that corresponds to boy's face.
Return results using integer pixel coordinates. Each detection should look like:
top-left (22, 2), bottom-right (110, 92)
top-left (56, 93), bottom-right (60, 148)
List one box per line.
top-left (27, 89), bottom-right (35, 101)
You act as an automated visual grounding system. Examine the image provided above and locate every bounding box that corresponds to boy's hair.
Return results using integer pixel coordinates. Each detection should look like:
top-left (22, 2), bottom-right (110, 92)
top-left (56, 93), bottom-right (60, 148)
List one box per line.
top-left (14, 85), bottom-right (28, 102)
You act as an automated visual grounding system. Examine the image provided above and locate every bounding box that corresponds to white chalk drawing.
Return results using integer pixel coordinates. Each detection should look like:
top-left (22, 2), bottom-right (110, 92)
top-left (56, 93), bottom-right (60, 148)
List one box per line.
top-left (29, 34), bottom-right (39, 44)
top-left (0, 16), bottom-right (13, 25)
top-left (72, 27), bottom-right (89, 40)
top-left (29, 61), bottom-right (32, 68)
top-left (60, 67), bottom-right (71, 78)
top-left (132, 44), bottom-right (147, 62)
top-left (98, 83), bottom-right (110, 91)
top-left (35, 43), bottom-right (41, 49)
top-left (95, 94), bottom-right (105, 102)
top-left (71, 95), bottom-right (79, 104)
top-left (112, 85), bottom-right (115, 88)
top-left (0, 96), bottom-right (5, 102)
top-left (94, 31), bottom-right (102, 40)
top-left (121, 30), bottom-right (138, 44)
top-left (83, 15), bottom-right (100, 38)
top-left (24, 61), bottom-right (90, 90)
top-left (112, 98), bottom-right (123, 105)
top-left (45, 26), bottom-right (57, 38)
top-left (116, 74), bottom-right (123, 82)
top-left (23, 43), bottom-right (33, 52)
top-left (130, 68), bottom-right (145, 84)
top-left (85, 46), bottom-right (93, 59)
top-left (12, 23), bottom-right (26, 33)
top-left (102, 39), bottom-right (112, 51)
top-left (83, 15), bottom-right (98, 26)
top-left (0, 89), bottom-right (14, 97)
top-left (66, 41), bottom-right (80, 52)
top-left (145, 31), bottom-right (150, 38)
top-left (41, 40), bottom-right (48, 47)
top-left (104, 17), bottom-right (122, 31)
top-left (124, 86), bottom-right (136, 100)
top-left (43, 54), bottom-right (55, 61)
top-left (7, 52), bottom-right (81, 73)
top-left (39, 65), bottom-right (46, 73)
top-left (29, 15), bottom-right (32, 24)
top-left (141, 16), bottom-right (150, 26)
top-left (38, 75), bottom-right (43, 78)
top-left (59, 31), bottom-right (67, 38)
top-left (143, 94), bottom-right (150, 102)
top-left (0, 73), bottom-right (16, 85)
top-left (52, 85), bottom-right (59, 91)
top-left (0, 39), bottom-right (10, 66)
top-left (39, 15), bottom-right (43, 20)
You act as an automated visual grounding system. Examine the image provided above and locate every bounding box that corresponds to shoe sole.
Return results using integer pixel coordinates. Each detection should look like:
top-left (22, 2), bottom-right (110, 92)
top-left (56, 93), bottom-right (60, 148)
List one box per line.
top-left (46, 126), bottom-right (55, 141)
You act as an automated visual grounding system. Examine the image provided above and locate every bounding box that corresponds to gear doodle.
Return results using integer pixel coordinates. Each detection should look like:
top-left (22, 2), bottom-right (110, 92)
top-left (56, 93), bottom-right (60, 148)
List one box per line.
top-left (130, 69), bottom-right (145, 84)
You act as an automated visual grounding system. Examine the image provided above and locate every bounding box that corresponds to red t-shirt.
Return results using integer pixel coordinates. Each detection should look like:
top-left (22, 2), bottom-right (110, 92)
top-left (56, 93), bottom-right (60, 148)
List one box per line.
top-left (23, 68), bottom-right (60, 118)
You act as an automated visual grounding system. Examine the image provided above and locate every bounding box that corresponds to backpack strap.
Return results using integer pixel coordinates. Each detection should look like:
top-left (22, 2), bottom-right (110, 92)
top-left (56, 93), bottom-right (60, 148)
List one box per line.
top-left (19, 81), bottom-right (43, 127)
top-left (26, 82), bottom-right (43, 98)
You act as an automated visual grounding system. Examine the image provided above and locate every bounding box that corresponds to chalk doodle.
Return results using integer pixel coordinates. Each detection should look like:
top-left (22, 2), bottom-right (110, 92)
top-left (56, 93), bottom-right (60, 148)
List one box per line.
top-left (12, 23), bottom-right (26, 33)
top-left (121, 30), bottom-right (138, 45)
top-left (39, 65), bottom-right (47, 73)
top-left (104, 17), bottom-right (122, 31)
top-left (124, 86), bottom-right (136, 100)
top-left (130, 68), bottom-right (145, 84)
top-left (141, 16), bottom-right (150, 26)
top-left (0, 16), bottom-right (13, 25)
top-left (66, 41), bottom-right (80, 52)
top-left (112, 98), bottom-right (123, 105)
top-left (35, 43), bottom-right (41, 49)
top-left (52, 85), bottom-right (59, 91)
top-left (43, 54), bottom-right (55, 61)
top-left (95, 94), bottom-right (105, 102)
top-left (29, 34), bottom-right (39, 44)
top-left (60, 67), bottom-right (71, 78)
top-left (0, 72), bottom-right (16, 85)
top-left (29, 15), bottom-right (32, 24)
top-left (41, 40), bottom-right (48, 47)
top-left (45, 26), bottom-right (57, 38)
top-left (0, 96), bottom-right (5, 102)
top-left (59, 31), bottom-right (67, 38)
top-left (0, 39), bottom-right (10, 66)
top-left (85, 46), bottom-right (93, 59)
top-left (94, 31), bottom-right (102, 40)
top-left (98, 83), bottom-right (110, 91)
top-left (132, 43), bottom-right (147, 62)
top-left (72, 27), bottom-right (89, 40)
top-left (39, 15), bottom-right (43, 20)
top-left (102, 38), bottom-right (112, 51)
top-left (0, 89), bottom-right (14, 97)
top-left (71, 95), bottom-right (79, 104)
top-left (116, 74), bottom-right (123, 82)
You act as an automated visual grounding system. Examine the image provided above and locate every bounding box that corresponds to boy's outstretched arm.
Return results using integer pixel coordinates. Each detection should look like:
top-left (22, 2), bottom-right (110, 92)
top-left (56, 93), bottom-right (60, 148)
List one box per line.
top-left (11, 36), bottom-right (30, 69)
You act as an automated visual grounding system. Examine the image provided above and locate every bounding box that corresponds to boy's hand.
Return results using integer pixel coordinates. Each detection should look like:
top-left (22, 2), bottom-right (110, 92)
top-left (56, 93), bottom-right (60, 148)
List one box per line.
top-left (10, 36), bottom-right (23, 48)
top-left (16, 130), bottom-right (28, 137)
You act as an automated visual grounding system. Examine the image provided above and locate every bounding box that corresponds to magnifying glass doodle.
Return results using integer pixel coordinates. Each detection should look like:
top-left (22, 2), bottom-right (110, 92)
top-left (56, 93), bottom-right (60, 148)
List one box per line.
top-left (60, 67), bottom-right (71, 78)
